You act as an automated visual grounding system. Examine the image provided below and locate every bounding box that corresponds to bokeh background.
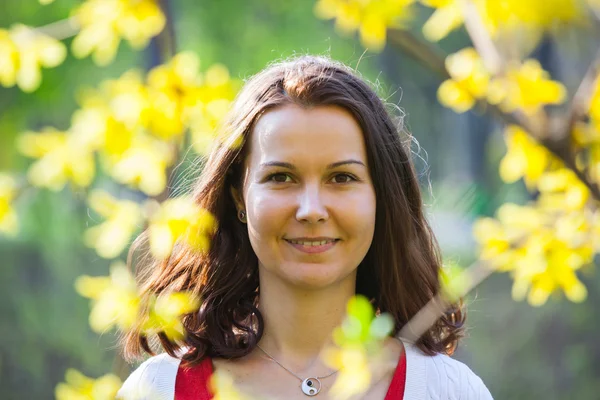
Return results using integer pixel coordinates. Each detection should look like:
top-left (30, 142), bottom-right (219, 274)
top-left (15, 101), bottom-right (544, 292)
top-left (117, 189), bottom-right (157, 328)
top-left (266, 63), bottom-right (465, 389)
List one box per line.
top-left (1, 1), bottom-right (600, 399)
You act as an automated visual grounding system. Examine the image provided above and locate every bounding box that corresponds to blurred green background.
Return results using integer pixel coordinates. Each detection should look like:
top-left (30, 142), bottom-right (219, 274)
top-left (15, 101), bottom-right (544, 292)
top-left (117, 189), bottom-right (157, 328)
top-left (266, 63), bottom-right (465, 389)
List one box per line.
top-left (1, 1), bottom-right (599, 399)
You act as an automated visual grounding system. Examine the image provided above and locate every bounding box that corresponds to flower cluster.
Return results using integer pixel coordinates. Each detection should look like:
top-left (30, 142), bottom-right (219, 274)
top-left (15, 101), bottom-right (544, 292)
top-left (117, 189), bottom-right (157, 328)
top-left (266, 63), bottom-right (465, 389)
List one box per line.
top-left (76, 261), bottom-right (201, 341)
top-left (474, 125), bottom-right (593, 306)
top-left (17, 52), bottom-right (236, 195)
top-left (438, 48), bottom-right (566, 114)
top-left (474, 201), bottom-right (591, 306)
top-left (71, 0), bottom-right (166, 66)
top-left (146, 195), bottom-right (218, 259)
top-left (314, 0), bottom-right (416, 51)
top-left (84, 190), bottom-right (144, 259)
top-left (75, 261), bottom-right (140, 333)
top-left (421, 0), bottom-right (582, 43)
top-left (17, 127), bottom-right (96, 191)
top-left (55, 369), bottom-right (121, 400)
top-left (0, 24), bottom-right (66, 92)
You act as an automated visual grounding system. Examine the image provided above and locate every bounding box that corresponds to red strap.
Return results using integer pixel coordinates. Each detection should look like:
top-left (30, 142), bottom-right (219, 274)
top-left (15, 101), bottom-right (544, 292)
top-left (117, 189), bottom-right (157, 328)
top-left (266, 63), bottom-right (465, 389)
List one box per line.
top-left (175, 357), bottom-right (214, 400)
top-left (384, 348), bottom-right (407, 399)
top-left (175, 349), bottom-right (406, 400)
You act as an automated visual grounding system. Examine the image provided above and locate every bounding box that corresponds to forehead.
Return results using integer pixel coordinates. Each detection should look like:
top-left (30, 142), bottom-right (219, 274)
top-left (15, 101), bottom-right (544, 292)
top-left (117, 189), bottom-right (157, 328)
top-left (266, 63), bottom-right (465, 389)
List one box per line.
top-left (246, 104), bottom-right (368, 168)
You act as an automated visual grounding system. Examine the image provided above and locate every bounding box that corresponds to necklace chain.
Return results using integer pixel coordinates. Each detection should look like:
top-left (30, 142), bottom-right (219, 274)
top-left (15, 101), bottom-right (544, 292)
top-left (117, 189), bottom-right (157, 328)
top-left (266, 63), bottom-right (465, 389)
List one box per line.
top-left (256, 343), bottom-right (339, 382)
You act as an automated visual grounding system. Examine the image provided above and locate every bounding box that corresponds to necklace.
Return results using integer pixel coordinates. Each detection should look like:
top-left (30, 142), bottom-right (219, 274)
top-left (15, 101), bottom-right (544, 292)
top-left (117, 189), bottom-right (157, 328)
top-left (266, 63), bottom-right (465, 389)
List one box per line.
top-left (256, 343), bottom-right (339, 396)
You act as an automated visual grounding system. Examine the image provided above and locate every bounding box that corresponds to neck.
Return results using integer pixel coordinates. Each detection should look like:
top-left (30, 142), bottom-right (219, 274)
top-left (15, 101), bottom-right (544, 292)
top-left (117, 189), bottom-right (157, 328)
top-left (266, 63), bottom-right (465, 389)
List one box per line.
top-left (255, 266), bottom-right (357, 374)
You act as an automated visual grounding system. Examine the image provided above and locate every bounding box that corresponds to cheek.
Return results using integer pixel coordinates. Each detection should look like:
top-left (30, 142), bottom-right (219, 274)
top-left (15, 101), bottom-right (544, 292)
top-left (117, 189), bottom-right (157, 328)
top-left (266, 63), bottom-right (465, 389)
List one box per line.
top-left (246, 188), bottom-right (291, 238)
top-left (343, 191), bottom-right (376, 238)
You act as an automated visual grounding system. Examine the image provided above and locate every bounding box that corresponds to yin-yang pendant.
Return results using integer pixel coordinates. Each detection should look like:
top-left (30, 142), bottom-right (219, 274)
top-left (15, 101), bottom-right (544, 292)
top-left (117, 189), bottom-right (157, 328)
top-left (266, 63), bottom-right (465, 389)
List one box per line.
top-left (301, 377), bottom-right (322, 396)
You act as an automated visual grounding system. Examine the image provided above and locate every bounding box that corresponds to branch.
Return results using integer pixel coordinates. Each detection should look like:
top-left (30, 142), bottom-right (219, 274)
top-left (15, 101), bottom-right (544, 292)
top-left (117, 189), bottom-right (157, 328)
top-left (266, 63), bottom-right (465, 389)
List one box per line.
top-left (386, 29), bottom-right (600, 202)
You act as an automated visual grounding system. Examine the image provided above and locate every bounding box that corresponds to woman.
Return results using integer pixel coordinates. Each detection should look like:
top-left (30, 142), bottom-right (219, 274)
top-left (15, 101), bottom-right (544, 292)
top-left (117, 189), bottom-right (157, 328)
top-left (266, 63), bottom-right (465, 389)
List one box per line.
top-left (117, 55), bottom-right (493, 399)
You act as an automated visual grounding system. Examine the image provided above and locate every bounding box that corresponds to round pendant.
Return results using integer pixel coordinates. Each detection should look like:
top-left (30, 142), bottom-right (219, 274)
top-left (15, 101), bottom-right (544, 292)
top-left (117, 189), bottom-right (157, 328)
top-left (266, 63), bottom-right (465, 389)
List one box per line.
top-left (301, 377), bottom-right (321, 396)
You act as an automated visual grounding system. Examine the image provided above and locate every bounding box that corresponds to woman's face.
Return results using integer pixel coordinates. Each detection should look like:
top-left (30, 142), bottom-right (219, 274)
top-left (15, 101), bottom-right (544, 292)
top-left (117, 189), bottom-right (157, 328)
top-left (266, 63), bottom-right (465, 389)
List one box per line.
top-left (233, 104), bottom-right (376, 289)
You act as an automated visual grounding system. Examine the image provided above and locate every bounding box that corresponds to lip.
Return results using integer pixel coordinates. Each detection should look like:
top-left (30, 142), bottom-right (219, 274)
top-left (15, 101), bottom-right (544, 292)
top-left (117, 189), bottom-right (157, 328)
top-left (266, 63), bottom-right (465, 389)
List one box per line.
top-left (284, 238), bottom-right (339, 254)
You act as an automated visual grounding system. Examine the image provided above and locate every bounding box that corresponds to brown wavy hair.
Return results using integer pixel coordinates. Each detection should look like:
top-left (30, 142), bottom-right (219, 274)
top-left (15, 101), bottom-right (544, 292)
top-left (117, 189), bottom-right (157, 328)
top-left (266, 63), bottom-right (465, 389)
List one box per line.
top-left (121, 55), bottom-right (466, 365)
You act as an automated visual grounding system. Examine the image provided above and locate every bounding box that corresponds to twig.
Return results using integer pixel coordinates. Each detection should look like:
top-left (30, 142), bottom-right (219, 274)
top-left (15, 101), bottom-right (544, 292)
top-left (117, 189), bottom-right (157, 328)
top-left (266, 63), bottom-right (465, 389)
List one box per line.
top-left (459, 0), bottom-right (503, 74)
top-left (387, 29), bottom-right (450, 80)
top-left (34, 17), bottom-right (80, 40)
top-left (590, 4), bottom-right (600, 23)
top-left (564, 46), bottom-right (600, 130)
top-left (398, 260), bottom-right (496, 344)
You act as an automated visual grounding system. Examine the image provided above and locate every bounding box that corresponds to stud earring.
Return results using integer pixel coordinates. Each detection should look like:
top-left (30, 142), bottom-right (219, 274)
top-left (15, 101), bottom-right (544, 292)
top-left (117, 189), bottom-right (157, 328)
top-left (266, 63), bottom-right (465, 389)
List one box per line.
top-left (239, 210), bottom-right (246, 222)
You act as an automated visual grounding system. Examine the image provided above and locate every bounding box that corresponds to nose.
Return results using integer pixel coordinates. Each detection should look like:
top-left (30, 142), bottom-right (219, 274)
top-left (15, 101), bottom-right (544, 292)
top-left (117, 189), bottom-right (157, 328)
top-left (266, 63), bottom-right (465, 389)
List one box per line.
top-left (296, 183), bottom-right (329, 224)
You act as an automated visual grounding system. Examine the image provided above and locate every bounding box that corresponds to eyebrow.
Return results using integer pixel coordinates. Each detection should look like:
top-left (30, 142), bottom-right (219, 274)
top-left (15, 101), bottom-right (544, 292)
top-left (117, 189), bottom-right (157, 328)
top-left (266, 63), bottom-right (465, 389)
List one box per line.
top-left (260, 159), bottom-right (366, 170)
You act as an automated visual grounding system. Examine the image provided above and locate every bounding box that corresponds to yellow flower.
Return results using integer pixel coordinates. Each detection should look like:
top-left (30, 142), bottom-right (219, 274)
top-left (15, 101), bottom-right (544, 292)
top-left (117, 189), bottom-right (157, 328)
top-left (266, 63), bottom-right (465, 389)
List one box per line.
top-left (146, 51), bottom-right (203, 140)
top-left (17, 128), bottom-right (96, 190)
top-left (437, 48), bottom-right (490, 113)
top-left (75, 261), bottom-right (140, 332)
top-left (481, 0), bottom-right (582, 36)
top-left (188, 63), bottom-right (238, 153)
top-left (146, 196), bottom-right (217, 259)
top-left (0, 29), bottom-right (19, 88)
top-left (314, 0), bottom-right (416, 52)
top-left (322, 345), bottom-right (372, 400)
top-left (55, 369), bottom-right (121, 400)
top-left (108, 134), bottom-right (174, 196)
top-left (496, 202), bottom-right (546, 232)
top-left (1, 25), bottom-right (66, 92)
top-left (473, 217), bottom-right (512, 268)
top-left (497, 60), bottom-right (566, 115)
top-left (526, 243), bottom-right (589, 306)
top-left (537, 168), bottom-right (590, 211)
top-left (421, 0), bottom-right (463, 42)
top-left (116, 0), bottom-right (166, 48)
top-left (420, 0), bottom-right (582, 48)
top-left (71, 95), bottom-right (135, 159)
top-left (71, 76), bottom-right (142, 158)
top-left (72, 0), bottom-right (165, 66)
top-left (84, 190), bottom-right (143, 259)
top-left (101, 69), bottom-right (150, 129)
top-left (437, 80), bottom-right (475, 113)
top-left (499, 125), bottom-right (554, 188)
top-left (474, 200), bottom-right (591, 306)
top-left (0, 174), bottom-right (18, 236)
top-left (69, 72), bottom-right (178, 197)
top-left (190, 99), bottom-right (231, 155)
top-left (439, 260), bottom-right (471, 302)
top-left (142, 292), bottom-right (200, 341)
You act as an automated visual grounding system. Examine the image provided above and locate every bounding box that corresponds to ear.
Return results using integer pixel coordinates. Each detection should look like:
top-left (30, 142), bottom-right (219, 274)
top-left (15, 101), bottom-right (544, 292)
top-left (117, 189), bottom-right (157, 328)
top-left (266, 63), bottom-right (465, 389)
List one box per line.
top-left (230, 185), bottom-right (244, 213)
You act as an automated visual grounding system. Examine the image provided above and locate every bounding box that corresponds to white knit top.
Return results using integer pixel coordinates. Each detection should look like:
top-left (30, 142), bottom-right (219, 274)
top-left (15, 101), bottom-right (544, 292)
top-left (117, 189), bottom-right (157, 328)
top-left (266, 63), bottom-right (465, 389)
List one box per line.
top-left (117, 337), bottom-right (494, 399)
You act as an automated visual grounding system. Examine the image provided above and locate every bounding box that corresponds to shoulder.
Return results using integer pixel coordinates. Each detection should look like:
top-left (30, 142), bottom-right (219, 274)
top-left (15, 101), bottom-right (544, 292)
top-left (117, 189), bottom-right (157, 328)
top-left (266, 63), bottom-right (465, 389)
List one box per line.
top-left (116, 353), bottom-right (182, 400)
top-left (399, 338), bottom-right (494, 400)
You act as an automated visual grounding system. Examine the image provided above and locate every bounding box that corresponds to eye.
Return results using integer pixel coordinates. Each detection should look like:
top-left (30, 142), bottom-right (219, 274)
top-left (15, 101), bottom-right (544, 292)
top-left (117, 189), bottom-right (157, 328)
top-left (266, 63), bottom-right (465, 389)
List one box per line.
top-left (331, 173), bottom-right (357, 184)
top-left (267, 173), bottom-right (292, 183)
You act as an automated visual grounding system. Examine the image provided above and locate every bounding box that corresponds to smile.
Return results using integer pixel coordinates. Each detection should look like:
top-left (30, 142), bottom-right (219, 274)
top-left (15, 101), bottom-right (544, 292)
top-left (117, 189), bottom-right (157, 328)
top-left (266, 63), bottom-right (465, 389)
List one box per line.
top-left (284, 239), bottom-right (339, 254)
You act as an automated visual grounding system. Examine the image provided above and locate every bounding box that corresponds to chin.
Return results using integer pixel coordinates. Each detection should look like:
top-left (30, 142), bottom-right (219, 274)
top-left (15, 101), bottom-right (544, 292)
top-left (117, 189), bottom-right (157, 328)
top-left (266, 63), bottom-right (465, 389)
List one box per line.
top-left (277, 261), bottom-right (355, 289)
